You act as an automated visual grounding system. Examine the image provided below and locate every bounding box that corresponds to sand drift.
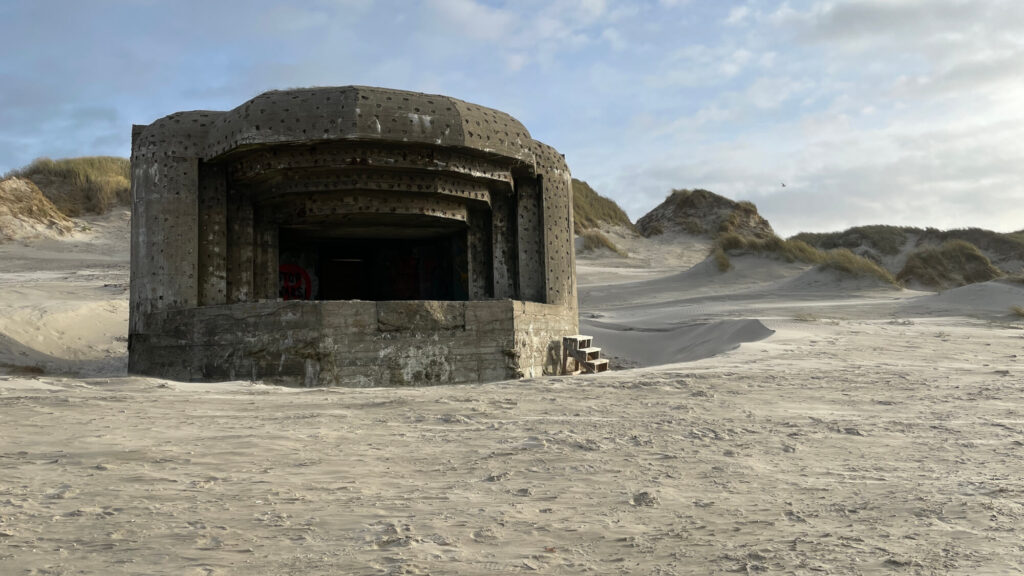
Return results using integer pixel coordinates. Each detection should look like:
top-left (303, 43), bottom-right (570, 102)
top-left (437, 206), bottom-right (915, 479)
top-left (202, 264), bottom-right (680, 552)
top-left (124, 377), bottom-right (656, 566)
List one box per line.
top-left (581, 317), bottom-right (775, 367)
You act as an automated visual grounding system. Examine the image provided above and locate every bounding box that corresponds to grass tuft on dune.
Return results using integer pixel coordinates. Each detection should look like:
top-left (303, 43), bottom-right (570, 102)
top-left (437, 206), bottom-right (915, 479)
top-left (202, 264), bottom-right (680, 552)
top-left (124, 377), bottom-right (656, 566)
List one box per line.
top-left (572, 179), bottom-right (634, 235)
top-left (714, 232), bottom-right (897, 285)
top-left (819, 248), bottom-right (897, 284)
top-left (5, 156), bottom-right (130, 216)
top-left (792, 225), bottom-right (910, 256)
top-left (896, 240), bottom-right (1002, 290)
top-left (580, 229), bottom-right (628, 257)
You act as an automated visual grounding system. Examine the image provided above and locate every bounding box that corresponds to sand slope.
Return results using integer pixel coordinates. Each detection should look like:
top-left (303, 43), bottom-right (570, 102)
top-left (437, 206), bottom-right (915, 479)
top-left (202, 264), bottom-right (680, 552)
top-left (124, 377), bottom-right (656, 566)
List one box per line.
top-left (0, 177), bottom-right (74, 241)
top-left (0, 209), bottom-right (129, 376)
top-left (2, 216), bottom-right (1024, 574)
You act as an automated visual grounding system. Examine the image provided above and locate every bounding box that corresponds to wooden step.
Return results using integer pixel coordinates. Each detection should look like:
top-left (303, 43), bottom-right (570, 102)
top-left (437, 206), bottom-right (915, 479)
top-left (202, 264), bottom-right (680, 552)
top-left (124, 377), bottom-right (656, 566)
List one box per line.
top-left (562, 335), bottom-right (593, 349)
top-left (571, 347), bottom-right (602, 361)
top-left (561, 335), bottom-right (608, 375)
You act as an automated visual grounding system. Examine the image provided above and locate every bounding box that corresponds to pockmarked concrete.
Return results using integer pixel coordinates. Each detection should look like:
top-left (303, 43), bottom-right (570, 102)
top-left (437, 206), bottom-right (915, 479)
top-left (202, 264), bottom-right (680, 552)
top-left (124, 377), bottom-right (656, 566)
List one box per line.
top-left (129, 87), bottom-right (578, 386)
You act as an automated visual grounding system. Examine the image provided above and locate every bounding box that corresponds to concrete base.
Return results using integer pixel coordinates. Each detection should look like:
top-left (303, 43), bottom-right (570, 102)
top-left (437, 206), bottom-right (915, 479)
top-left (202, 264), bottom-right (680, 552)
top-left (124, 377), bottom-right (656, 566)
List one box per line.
top-left (128, 300), bottom-right (577, 387)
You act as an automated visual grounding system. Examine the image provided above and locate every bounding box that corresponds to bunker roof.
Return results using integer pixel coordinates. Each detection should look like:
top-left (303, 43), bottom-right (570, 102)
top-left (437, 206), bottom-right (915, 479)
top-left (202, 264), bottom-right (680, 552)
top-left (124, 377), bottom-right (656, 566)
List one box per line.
top-left (133, 86), bottom-right (536, 163)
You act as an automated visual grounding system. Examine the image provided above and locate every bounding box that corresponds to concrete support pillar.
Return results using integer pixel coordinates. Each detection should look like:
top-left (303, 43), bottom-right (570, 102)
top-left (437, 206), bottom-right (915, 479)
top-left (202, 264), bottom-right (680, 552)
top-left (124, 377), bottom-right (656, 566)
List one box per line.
top-left (197, 163), bottom-right (227, 306)
top-left (491, 190), bottom-right (516, 300)
top-left (515, 177), bottom-right (545, 302)
top-left (226, 195), bottom-right (254, 303)
top-left (467, 205), bottom-right (492, 300)
top-left (128, 155), bottom-right (199, 334)
top-left (253, 208), bottom-right (279, 301)
top-left (539, 171), bottom-right (576, 308)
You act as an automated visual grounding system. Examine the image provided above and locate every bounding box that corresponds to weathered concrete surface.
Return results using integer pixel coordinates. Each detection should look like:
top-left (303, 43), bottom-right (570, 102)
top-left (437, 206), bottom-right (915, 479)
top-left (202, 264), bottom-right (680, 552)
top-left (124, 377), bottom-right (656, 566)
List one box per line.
top-left (129, 86), bottom-right (578, 386)
top-left (129, 300), bottom-right (575, 386)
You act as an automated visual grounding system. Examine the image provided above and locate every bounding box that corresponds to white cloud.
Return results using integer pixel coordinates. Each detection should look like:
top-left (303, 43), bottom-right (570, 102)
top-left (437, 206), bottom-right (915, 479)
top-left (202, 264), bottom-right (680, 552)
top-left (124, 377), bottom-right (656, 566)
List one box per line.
top-left (720, 49), bottom-right (752, 78)
top-left (427, 0), bottom-right (517, 41)
top-left (771, 0), bottom-right (1024, 60)
top-left (725, 6), bottom-right (750, 25)
top-left (579, 0), bottom-right (607, 19)
top-left (505, 52), bottom-right (528, 72)
top-left (652, 43), bottom-right (758, 88)
top-left (2, 0), bottom-right (1021, 237)
top-left (745, 75), bottom-right (812, 109)
top-left (601, 27), bottom-right (627, 51)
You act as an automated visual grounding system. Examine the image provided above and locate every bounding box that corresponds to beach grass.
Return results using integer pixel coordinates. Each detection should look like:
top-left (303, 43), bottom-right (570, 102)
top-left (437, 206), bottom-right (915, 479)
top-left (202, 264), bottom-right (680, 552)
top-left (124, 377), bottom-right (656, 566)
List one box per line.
top-left (5, 156), bottom-right (130, 216)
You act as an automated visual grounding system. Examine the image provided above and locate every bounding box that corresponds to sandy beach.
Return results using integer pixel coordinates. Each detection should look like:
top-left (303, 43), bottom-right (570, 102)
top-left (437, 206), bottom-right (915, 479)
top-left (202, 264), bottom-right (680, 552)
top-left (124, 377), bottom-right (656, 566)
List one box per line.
top-left (2, 213), bottom-right (1024, 574)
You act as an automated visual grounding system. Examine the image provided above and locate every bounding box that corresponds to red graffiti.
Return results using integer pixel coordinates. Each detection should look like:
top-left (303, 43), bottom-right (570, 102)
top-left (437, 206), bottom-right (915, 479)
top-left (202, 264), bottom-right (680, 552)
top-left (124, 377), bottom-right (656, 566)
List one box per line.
top-left (279, 264), bottom-right (312, 300)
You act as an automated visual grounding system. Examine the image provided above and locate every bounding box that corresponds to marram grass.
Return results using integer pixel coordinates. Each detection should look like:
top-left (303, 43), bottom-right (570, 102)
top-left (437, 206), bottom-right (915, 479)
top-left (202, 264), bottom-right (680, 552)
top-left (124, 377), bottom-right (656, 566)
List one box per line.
top-left (5, 156), bottom-right (130, 216)
top-left (712, 232), bottom-right (897, 285)
top-left (580, 229), bottom-right (628, 257)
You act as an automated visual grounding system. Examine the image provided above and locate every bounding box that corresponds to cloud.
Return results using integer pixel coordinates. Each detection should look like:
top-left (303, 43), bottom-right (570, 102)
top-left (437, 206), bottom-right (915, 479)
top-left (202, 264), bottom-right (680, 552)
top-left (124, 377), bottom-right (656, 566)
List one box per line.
top-left (505, 53), bottom-right (529, 72)
top-left (892, 51), bottom-right (1024, 100)
top-left (725, 5), bottom-right (750, 25)
top-left (427, 0), bottom-right (517, 41)
top-left (744, 75), bottom-right (813, 109)
top-left (601, 27), bottom-right (627, 51)
top-left (579, 0), bottom-right (607, 19)
top-left (1, 0), bottom-right (1021, 238)
top-left (771, 0), bottom-right (1024, 60)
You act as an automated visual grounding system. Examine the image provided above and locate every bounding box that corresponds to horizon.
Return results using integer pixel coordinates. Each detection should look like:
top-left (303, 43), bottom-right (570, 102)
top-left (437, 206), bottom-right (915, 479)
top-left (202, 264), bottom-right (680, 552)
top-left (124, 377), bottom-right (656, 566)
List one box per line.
top-left (2, 0), bottom-right (1022, 237)
top-left (5, 155), bottom-right (1022, 238)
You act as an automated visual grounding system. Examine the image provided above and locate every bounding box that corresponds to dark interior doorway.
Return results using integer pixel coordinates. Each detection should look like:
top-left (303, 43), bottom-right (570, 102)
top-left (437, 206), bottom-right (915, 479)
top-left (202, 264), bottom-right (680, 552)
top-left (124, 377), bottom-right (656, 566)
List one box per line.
top-left (279, 227), bottom-right (469, 302)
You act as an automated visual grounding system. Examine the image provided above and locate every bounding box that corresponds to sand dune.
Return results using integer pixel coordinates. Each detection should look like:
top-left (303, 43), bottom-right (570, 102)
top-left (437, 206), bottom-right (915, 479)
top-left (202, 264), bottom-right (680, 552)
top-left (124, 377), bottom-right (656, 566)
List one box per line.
top-left (0, 210), bottom-right (129, 377)
top-left (0, 177), bottom-right (74, 241)
top-left (2, 215), bottom-right (1024, 574)
top-left (581, 318), bottom-right (775, 368)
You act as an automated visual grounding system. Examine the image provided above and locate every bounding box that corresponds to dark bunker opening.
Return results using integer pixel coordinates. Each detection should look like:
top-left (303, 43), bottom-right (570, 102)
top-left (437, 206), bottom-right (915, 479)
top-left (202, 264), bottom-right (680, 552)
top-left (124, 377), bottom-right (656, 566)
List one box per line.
top-left (278, 220), bottom-right (469, 302)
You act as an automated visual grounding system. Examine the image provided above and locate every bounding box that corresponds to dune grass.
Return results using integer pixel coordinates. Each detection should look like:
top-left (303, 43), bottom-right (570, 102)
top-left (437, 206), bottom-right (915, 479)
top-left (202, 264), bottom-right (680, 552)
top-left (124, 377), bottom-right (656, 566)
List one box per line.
top-left (713, 232), bottom-right (897, 285)
top-left (580, 229), bottom-right (628, 257)
top-left (5, 156), bottom-right (130, 216)
top-left (928, 228), bottom-right (1024, 261)
top-left (1012, 306), bottom-right (1024, 318)
top-left (792, 225), bottom-right (911, 256)
top-left (638, 188), bottom-right (773, 240)
top-left (0, 177), bottom-right (75, 240)
top-left (642, 221), bottom-right (665, 236)
top-left (572, 179), bottom-right (634, 234)
top-left (819, 248), bottom-right (897, 284)
top-left (712, 246), bottom-right (731, 271)
top-left (794, 226), bottom-right (1024, 277)
top-left (896, 240), bottom-right (1003, 289)
top-left (717, 200), bottom-right (772, 239)
top-left (716, 233), bottom-right (822, 264)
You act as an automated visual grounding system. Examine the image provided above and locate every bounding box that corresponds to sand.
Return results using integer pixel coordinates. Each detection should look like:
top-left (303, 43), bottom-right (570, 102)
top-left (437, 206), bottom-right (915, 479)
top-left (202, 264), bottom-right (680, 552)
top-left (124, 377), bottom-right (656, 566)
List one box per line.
top-left (2, 215), bottom-right (1024, 574)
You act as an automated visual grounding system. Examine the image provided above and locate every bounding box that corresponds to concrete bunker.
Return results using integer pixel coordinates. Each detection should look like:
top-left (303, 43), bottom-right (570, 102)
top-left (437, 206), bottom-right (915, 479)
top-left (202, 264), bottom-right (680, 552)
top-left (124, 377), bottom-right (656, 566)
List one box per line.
top-left (128, 86), bottom-right (578, 386)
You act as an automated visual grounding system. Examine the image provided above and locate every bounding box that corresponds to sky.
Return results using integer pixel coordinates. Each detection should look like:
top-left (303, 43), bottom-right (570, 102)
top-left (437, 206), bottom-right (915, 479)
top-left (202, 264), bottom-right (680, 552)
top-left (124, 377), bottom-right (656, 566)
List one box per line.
top-left (1, 0), bottom-right (1022, 236)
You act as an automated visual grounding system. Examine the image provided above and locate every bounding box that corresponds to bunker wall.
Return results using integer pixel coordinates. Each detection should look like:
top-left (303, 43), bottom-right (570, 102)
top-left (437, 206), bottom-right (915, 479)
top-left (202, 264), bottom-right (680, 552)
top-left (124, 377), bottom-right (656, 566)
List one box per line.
top-left (128, 300), bottom-right (575, 386)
